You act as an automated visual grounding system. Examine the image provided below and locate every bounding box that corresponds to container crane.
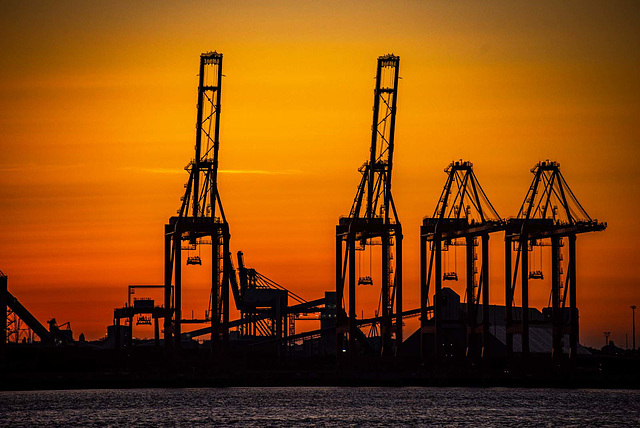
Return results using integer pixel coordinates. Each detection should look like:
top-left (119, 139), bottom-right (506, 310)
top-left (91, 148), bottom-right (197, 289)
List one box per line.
top-left (505, 160), bottom-right (606, 359)
top-left (163, 51), bottom-right (232, 354)
top-left (420, 160), bottom-right (503, 362)
top-left (336, 54), bottom-right (402, 358)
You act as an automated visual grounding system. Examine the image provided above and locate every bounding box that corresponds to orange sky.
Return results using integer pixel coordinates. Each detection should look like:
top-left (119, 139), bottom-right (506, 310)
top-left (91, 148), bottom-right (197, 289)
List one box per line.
top-left (1, 1), bottom-right (639, 348)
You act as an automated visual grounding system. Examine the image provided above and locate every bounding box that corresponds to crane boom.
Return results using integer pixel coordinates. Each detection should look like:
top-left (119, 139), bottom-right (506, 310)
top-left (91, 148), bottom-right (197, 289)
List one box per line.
top-left (350, 54), bottom-right (400, 223)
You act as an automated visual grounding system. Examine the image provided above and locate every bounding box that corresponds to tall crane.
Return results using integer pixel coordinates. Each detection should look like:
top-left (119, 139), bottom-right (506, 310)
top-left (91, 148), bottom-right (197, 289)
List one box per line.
top-left (420, 161), bottom-right (503, 362)
top-left (336, 54), bottom-right (402, 358)
top-left (164, 52), bottom-right (232, 353)
top-left (505, 160), bottom-right (606, 359)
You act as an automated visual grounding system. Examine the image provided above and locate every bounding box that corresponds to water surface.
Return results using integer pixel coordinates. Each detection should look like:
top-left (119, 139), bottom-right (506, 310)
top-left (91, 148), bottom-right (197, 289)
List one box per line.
top-left (1, 387), bottom-right (639, 426)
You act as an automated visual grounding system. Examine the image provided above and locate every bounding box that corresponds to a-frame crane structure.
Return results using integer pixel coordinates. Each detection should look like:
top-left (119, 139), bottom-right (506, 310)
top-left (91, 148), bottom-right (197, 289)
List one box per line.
top-left (1, 270), bottom-right (74, 355)
top-left (164, 52), bottom-right (232, 353)
top-left (505, 160), bottom-right (606, 360)
top-left (420, 161), bottom-right (503, 362)
top-left (336, 54), bottom-right (402, 358)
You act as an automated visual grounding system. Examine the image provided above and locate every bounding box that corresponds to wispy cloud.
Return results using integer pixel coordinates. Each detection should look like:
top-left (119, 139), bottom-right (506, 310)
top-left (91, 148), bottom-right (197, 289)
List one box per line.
top-left (133, 167), bottom-right (184, 175)
top-left (0, 163), bottom-right (83, 173)
top-left (219, 169), bottom-right (302, 175)
top-left (130, 167), bottom-right (302, 175)
top-left (2, 165), bottom-right (304, 176)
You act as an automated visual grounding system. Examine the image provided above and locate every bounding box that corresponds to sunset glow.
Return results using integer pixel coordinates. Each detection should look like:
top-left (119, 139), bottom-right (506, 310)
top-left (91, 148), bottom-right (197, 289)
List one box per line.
top-left (1, 1), bottom-right (638, 349)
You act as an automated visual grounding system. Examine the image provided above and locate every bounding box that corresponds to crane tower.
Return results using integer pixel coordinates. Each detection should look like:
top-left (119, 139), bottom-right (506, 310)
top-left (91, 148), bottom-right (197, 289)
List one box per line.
top-left (164, 52), bottom-right (232, 353)
top-left (336, 54), bottom-right (402, 358)
top-left (505, 161), bottom-right (606, 359)
top-left (420, 161), bottom-right (503, 362)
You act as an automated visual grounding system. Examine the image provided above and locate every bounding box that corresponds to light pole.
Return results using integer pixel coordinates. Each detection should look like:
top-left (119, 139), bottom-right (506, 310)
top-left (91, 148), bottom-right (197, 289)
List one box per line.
top-left (632, 305), bottom-right (636, 351)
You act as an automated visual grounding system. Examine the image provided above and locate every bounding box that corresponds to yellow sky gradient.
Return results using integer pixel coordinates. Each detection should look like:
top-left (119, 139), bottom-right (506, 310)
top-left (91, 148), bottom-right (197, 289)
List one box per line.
top-left (1, 1), bottom-right (638, 348)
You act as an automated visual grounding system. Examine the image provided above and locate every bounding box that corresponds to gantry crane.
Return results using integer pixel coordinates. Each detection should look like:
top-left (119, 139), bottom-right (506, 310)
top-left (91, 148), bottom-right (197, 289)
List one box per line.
top-left (421, 161), bottom-right (503, 362)
top-left (505, 160), bottom-right (606, 359)
top-left (336, 54), bottom-right (402, 358)
top-left (164, 52), bottom-right (232, 353)
top-left (163, 251), bottom-right (329, 356)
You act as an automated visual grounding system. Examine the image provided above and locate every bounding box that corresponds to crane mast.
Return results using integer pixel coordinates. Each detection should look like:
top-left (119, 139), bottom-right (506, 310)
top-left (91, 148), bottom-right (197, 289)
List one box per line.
top-left (350, 54), bottom-right (400, 223)
top-left (179, 52), bottom-right (225, 224)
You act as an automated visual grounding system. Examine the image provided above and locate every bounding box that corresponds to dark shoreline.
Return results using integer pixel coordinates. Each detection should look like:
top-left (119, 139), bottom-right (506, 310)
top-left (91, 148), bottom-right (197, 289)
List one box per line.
top-left (2, 346), bottom-right (639, 391)
top-left (3, 374), bottom-right (640, 392)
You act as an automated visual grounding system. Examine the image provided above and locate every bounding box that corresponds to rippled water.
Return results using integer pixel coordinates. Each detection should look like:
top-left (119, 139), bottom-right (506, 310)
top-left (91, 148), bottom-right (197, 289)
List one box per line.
top-left (1, 387), bottom-right (639, 426)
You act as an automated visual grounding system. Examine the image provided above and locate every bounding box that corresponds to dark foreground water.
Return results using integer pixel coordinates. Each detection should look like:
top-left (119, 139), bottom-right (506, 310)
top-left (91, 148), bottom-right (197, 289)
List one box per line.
top-left (1, 387), bottom-right (639, 426)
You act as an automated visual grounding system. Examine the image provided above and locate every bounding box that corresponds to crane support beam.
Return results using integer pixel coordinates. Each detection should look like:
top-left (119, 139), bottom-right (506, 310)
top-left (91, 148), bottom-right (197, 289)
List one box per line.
top-left (551, 236), bottom-right (561, 359)
top-left (569, 234), bottom-right (578, 359)
top-left (466, 235), bottom-right (476, 359)
top-left (434, 235), bottom-right (442, 360)
top-left (505, 236), bottom-right (513, 358)
top-left (5, 289), bottom-right (52, 344)
top-left (521, 235), bottom-right (530, 356)
top-left (0, 273), bottom-right (73, 349)
top-left (481, 234), bottom-right (490, 358)
top-left (1, 273), bottom-right (51, 345)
